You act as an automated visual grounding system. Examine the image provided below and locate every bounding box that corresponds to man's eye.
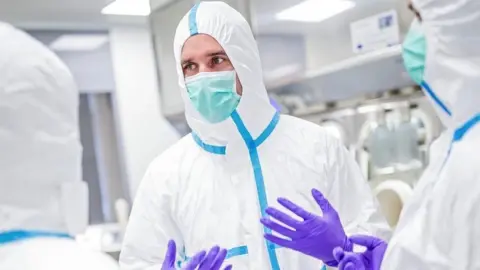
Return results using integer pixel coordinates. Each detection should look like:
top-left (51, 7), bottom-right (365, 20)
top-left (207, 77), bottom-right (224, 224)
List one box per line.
top-left (212, 57), bottom-right (224, 65)
top-left (183, 63), bottom-right (196, 71)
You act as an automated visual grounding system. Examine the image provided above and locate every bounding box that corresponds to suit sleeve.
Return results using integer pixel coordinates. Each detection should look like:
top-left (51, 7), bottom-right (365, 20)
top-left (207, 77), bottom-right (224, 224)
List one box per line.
top-left (119, 163), bottom-right (184, 270)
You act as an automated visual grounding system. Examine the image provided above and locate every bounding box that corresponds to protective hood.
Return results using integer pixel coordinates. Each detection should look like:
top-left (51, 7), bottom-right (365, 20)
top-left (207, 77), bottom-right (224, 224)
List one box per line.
top-left (0, 23), bottom-right (88, 235)
top-left (174, 1), bottom-right (276, 147)
top-left (412, 0), bottom-right (480, 129)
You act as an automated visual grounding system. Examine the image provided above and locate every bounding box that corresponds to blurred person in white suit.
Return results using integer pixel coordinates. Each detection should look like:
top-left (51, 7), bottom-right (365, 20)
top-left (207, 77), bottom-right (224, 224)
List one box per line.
top-left (328, 0), bottom-right (480, 269)
top-left (0, 22), bottom-right (119, 270)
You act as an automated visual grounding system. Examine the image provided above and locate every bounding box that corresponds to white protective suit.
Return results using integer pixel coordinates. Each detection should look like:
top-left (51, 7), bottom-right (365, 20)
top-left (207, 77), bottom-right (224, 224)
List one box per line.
top-left (382, 0), bottom-right (480, 269)
top-left (0, 23), bottom-right (119, 270)
top-left (119, 2), bottom-right (390, 270)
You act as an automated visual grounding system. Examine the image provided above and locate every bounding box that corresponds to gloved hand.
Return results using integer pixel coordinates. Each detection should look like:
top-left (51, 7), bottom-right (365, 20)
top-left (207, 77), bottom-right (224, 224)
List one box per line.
top-left (332, 235), bottom-right (387, 270)
top-left (260, 189), bottom-right (352, 266)
top-left (162, 240), bottom-right (233, 270)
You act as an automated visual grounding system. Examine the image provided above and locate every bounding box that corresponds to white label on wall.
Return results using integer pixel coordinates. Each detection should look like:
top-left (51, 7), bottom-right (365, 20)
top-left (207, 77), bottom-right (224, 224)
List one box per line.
top-left (350, 10), bottom-right (400, 54)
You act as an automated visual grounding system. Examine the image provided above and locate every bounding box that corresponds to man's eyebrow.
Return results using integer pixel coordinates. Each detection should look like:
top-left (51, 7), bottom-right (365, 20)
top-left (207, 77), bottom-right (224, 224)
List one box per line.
top-left (181, 58), bottom-right (193, 65)
top-left (181, 51), bottom-right (227, 65)
top-left (207, 50), bottom-right (227, 57)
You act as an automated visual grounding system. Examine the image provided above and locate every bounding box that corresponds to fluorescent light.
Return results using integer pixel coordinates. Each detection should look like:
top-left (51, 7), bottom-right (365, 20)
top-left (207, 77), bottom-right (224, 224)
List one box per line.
top-left (101, 0), bottom-right (151, 16)
top-left (50, 34), bottom-right (108, 51)
top-left (276, 0), bottom-right (355, 23)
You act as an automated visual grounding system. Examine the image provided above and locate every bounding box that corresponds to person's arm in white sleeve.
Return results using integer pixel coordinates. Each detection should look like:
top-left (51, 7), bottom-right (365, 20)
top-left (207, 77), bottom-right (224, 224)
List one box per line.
top-left (119, 164), bottom-right (183, 270)
top-left (324, 136), bottom-right (391, 241)
top-left (381, 152), bottom-right (480, 270)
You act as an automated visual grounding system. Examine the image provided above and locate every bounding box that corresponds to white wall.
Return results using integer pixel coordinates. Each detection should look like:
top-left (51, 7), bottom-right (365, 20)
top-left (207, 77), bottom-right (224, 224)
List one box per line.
top-left (109, 26), bottom-right (180, 200)
top-left (305, 26), bottom-right (355, 72)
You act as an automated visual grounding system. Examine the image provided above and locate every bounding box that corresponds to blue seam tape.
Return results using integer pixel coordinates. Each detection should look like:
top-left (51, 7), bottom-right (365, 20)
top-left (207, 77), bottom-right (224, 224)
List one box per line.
top-left (255, 112), bottom-right (280, 147)
top-left (0, 230), bottom-right (72, 245)
top-left (231, 110), bottom-right (281, 270)
top-left (188, 3), bottom-right (200, 36)
top-left (178, 245), bottom-right (248, 267)
top-left (191, 112), bottom-right (280, 155)
top-left (420, 81), bottom-right (452, 116)
top-left (192, 133), bottom-right (226, 155)
top-left (453, 113), bottom-right (480, 142)
top-left (226, 245), bottom-right (248, 259)
top-left (439, 113), bottom-right (480, 174)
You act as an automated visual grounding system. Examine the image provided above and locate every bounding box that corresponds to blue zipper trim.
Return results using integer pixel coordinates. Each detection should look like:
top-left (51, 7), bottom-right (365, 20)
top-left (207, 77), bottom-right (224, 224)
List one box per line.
top-left (420, 81), bottom-right (452, 116)
top-left (0, 230), bottom-right (72, 246)
top-left (255, 113), bottom-right (280, 147)
top-left (188, 3), bottom-right (200, 36)
top-left (191, 112), bottom-right (280, 155)
top-left (231, 110), bottom-right (281, 270)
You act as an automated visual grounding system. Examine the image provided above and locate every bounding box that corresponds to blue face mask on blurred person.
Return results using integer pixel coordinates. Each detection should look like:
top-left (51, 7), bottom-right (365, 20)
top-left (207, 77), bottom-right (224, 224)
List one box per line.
top-left (185, 70), bottom-right (240, 123)
top-left (402, 19), bottom-right (427, 85)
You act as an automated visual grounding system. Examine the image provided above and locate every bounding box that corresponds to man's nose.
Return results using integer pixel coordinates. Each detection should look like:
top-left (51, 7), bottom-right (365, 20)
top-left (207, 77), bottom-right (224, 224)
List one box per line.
top-left (198, 64), bottom-right (215, 73)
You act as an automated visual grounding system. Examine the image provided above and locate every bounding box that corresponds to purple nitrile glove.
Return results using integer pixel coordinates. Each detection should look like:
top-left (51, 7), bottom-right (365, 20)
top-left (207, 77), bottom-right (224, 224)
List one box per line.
top-left (161, 240), bottom-right (233, 270)
top-left (260, 189), bottom-right (352, 266)
top-left (332, 235), bottom-right (388, 270)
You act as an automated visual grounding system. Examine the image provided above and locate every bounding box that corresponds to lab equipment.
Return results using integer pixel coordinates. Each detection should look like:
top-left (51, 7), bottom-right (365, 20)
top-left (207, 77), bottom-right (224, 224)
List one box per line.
top-left (373, 180), bottom-right (413, 228)
top-left (366, 110), bottom-right (395, 169)
top-left (333, 235), bottom-right (387, 270)
top-left (186, 70), bottom-right (240, 123)
top-left (0, 22), bottom-right (118, 269)
top-left (162, 240), bottom-right (232, 270)
top-left (394, 110), bottom-right (420, 166)
top-left (261, 189), bottom-right (352, 266)
top-left (120, 2), bottom-right (389, 270)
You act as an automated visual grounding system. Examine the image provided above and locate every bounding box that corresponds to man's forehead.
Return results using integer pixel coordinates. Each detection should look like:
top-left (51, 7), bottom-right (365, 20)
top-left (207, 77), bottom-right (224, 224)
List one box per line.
top-left (181, 34), bottom-right (226, 60)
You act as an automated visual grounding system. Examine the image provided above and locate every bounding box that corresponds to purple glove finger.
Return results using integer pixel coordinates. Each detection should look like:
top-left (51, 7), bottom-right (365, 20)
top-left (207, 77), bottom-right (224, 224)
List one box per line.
top-left (161, 240), bottom-right (177, 270)
top-left (223, 265), bottom-right (232, 270)
top-left (311, 189), bottom-right (335, 217)
top-left (345, 262), bottom-right (356, 270)
top-left (260, 217), bottom-right (298, 239)
top-left (277, 197), bottom-right (314, 220)
top-left (184, 250), bottom-right (207, 270)
top-left (349, 235), bottom-right (381, 248)
top-left (264, 233), bottom-right (295, 249)
top-left (349, 235), bottom-right (388, 270)
top-left (210, 248), bottom-right (228, 270)
top-left (337, 252), bottom-right (365, 270)
top-left (265, 207), bottom-right (302, 229)
top-left (263, 192), bottom-right (348, 263)
top-left (198, 246), bottom-right (220, 269)
top-left (333, 246), bottom-right (345, 262)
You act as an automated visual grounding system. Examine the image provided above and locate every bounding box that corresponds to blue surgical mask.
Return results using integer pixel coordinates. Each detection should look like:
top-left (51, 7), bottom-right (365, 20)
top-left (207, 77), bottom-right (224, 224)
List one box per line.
top-left (402, 19), bottom-right (426, 85)
top-left (185, 71), bottom-right (240, 123)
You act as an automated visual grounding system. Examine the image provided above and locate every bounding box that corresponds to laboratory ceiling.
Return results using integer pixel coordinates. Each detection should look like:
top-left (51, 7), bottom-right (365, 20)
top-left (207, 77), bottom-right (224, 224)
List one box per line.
top-left (0, 0), bottom-right (413, 32)
top-left (0, 0), bottom-right (146, 30)
top-left (252, 0), bottom-right (413, 34)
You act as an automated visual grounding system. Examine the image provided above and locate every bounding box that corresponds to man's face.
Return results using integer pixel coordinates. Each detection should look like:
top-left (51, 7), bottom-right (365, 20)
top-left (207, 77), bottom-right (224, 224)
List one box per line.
top-left (181, 34), bottom-right (243, 95)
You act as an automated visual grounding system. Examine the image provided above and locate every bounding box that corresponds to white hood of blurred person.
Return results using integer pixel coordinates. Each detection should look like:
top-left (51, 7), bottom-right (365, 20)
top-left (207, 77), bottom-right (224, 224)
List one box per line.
top-left (0, 22), bottom-right (118, 270)
top-left (382, 0), bottom-right (480, 269)
top-left (119, 2), bottom-right (389, 270)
